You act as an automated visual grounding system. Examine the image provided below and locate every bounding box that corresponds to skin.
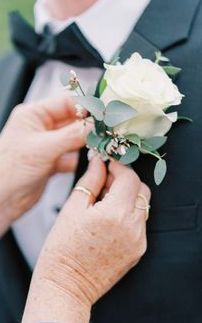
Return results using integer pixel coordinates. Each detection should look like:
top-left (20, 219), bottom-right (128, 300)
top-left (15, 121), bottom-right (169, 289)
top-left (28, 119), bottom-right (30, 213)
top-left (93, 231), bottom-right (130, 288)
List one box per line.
top-left (44, 0), bottom-right (98, 20)
top-left (22, 158), bottom-right (151, 322)
top-left (0, 94), bottom-right (151, 322)
top-left (0, 94), bottom-right (92, 236)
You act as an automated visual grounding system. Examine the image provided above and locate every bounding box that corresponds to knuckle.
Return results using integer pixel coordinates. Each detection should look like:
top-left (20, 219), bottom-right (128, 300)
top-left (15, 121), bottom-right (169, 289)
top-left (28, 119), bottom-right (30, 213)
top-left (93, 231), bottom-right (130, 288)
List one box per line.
top-left (99, 206), bottom-right (124, 226)
top-left (133, 241), bottom-right (147, 260)
top-left (141, 183), bottom-right (151, 200)
top-left (139, 238), bottom-right (147, 256)
top-left (11, 104), bottom-right (24, 118)
top-left (71, 121), bottom-right (86, 141)
top-left (126, 169), bottom-right (140, 186)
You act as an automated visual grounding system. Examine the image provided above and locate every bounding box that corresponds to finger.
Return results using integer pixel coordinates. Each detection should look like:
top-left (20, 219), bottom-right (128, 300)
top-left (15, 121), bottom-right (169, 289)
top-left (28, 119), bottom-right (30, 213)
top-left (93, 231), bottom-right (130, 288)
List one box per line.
top-left (68, 156), bottom-right (107, 209)
top-left (105, 173), bottom-right (113, 191)
top-left (54, 152), bottom-right (79, 173)
top-left (30, 94), bottom-right (87, 128)
top-left (126, 183), bottom-right (151, 263)
top-left (99, 173), bottom-right (113, 199)
top-left (46, 119), bottom-right (93, 158)
top-left (102, 160), bottom-right (141, 214)
top-left (133, 182), bottom-right (151, 224)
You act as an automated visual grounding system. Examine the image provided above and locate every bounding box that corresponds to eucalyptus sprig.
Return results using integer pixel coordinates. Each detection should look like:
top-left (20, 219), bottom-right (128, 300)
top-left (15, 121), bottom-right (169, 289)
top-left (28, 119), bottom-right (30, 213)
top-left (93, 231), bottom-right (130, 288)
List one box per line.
top-left (155, 51), bottom-right (182, 77)
top-left (60, 51), bottom-right (191, 185)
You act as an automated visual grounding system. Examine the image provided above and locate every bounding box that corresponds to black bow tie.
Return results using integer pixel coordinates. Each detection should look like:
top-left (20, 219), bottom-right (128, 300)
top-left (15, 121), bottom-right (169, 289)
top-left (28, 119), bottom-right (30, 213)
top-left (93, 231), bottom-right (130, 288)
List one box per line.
top-left (9, 11), bottom-right (104, 68)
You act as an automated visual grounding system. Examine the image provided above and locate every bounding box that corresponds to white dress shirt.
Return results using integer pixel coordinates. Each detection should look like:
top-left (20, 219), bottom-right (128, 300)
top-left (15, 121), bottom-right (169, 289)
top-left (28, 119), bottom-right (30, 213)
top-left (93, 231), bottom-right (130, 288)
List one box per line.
top-left (12, 0), bottom-right (151, 270)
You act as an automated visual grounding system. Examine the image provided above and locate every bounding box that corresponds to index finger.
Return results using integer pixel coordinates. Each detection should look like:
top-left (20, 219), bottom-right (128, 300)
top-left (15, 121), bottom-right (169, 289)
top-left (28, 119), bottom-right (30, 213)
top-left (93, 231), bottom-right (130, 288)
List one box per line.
top-left (102, 161), bottom-right (141, 214)
top-left (29, 94), bottom-right (87, 126)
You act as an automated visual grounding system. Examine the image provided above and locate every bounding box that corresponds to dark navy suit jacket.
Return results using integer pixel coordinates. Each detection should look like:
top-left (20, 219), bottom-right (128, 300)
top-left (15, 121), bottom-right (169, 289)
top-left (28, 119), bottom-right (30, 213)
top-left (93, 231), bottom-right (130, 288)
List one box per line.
top-left (0, 0), bottom-right (202, 322)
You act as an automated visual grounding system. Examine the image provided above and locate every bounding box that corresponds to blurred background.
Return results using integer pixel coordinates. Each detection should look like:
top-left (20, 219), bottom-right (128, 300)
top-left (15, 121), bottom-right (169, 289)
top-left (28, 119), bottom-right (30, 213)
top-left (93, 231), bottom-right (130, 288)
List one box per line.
top-left (0, 0), bottom-right (35, 54)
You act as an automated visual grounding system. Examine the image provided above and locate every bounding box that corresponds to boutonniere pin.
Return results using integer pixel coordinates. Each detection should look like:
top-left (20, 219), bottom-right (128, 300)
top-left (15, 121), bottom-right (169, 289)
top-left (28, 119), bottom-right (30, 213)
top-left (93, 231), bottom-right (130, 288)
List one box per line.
top-left (62, 51), bottom-right (191, 185)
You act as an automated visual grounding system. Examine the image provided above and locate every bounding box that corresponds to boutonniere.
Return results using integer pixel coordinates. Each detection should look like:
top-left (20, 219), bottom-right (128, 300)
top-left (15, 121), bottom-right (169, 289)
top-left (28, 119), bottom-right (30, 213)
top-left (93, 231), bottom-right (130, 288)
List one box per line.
top-left (62, 51), bottom-right (190, 185)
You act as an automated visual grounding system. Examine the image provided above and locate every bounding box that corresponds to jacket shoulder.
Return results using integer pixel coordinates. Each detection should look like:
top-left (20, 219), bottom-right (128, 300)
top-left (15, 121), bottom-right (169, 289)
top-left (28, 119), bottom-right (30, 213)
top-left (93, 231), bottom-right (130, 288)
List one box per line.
top-left (0, 51), bottom-right (25, 74)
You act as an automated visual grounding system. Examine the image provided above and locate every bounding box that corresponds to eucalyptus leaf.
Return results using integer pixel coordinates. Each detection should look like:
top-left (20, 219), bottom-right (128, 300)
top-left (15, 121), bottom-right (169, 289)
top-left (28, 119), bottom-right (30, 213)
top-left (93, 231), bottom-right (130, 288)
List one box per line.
top-left (163, 65), bottom-right (182, 76)
top-left (142, 137), bottom-right (167, 151)
top-left (119, 145), bottom-right (140, 165)
top-left (86, 132), bottom-right (103, 149)
top-left (155, 51), bottom-right (170, 64)
top-left (154, 159), bottom-right (167, 185)
top-left (159, 56), bottom-right (170, 62)
top-left (74, 96), bottom-right (105, 121)
top-left (125, 134), bottom-right (141, 147)
top-left (104, 101), bottom-right (137, 127)
top-left (99, 77), bottom-right (107, 96)
top-left (98, 137), bottom-right (111, 153)
top-left (155, 51), bottom-right (162, 64)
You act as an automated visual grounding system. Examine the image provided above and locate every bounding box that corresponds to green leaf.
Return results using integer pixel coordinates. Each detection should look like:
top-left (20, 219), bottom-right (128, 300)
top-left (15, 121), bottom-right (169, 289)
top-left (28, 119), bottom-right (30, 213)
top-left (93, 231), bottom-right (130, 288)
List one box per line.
top-left (154, 159), bottom-right (167, 185)
top-left (178, 116), bottom-right (193, 122)
top-left (119, 145), bottom-right (140, 165)
top-left (74, 96), bottom-right (105, 121)
top-left (98, 137), bottom-right (111, 153)
top-left (99, 77), bottom-right (107, 96)
top-left (104, 101), bottom-right (137, 127)
top-left (86, 132), bottom-right (103, 149)
top-left (163, 65), bottom-right (182, 76)
top-left (155, 51), bottom-right (170, 64)
top-left (125, 134), bottom-right (141, 147)
top-left (142, 137), bottom-right (167, 151)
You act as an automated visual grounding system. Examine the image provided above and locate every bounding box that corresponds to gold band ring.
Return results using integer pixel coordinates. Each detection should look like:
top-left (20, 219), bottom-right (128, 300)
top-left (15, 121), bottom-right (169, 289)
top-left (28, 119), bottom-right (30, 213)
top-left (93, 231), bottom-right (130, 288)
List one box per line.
top-left (135, 194), bottom-right (151, 221)
top-left (74, 186), bottom-right (96, 204)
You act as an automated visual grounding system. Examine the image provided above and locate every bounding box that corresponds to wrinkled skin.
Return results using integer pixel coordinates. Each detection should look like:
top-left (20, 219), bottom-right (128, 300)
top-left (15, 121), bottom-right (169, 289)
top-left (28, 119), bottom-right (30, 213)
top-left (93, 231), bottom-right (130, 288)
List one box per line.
top-left (23, 158), bottom-right (151, 323)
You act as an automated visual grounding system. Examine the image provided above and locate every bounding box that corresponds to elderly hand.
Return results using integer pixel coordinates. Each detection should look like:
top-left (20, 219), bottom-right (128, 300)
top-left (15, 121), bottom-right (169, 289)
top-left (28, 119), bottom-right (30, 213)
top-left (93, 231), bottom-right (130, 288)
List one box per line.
top-left (0, 95), bottom-right (91, 234)
top-left (22, 157), bottom-right (151, 323)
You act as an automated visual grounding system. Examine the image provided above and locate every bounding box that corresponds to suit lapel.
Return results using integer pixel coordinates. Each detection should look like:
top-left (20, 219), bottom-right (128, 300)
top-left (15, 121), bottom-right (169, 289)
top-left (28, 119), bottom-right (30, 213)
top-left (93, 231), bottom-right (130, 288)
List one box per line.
top-left (0, 51), bottom-right (35, 130)
top-left (74, 0), bottom-right (201, 186)
top-left (120, 0), bottom-right (201, 62)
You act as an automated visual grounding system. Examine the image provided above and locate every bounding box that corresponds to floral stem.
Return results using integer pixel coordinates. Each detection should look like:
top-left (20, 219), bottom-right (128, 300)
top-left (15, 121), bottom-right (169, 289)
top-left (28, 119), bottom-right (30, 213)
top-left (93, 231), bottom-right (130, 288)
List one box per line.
top-left (78, 82), bottom-right (86, 96)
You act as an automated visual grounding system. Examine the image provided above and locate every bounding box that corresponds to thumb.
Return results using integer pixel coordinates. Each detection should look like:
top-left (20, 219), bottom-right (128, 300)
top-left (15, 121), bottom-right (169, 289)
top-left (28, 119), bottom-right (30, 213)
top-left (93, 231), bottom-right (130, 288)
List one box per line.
top-left (45, 119), bottom-right (93, 158)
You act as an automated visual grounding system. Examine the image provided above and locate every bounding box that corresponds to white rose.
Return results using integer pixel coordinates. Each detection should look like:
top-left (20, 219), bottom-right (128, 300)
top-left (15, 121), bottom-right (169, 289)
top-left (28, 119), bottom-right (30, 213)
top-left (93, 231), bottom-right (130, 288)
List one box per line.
top-left (101, 53), bottom-right (184, 138)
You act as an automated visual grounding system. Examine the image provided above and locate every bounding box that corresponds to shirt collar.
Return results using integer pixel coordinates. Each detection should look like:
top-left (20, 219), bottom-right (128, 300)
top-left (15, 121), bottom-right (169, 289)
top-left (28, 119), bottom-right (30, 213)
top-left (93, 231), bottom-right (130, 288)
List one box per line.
top-left (34, 0), bottom-right (150, 62)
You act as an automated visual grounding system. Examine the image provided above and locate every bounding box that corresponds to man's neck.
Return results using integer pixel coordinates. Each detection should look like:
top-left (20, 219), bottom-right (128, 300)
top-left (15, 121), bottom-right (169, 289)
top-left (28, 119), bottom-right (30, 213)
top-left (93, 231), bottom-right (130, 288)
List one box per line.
top-left (45, 0), bottom-right (98, 20)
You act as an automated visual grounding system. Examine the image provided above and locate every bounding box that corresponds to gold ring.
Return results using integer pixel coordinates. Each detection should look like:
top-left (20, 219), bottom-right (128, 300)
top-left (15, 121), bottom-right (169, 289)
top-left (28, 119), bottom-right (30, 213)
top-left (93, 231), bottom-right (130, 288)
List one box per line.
top-left (74, 186), bottom-right (96, 204)
top-left (135, 194), bottom-right (151, 221)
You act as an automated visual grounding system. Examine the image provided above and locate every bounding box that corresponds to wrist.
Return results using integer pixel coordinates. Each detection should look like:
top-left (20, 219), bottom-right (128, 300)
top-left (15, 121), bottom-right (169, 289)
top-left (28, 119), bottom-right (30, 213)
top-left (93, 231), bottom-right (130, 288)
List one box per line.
top-left (23, 269), bottom-right (91, 323)
top-left (36, 255), bottom-right (96, 308)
